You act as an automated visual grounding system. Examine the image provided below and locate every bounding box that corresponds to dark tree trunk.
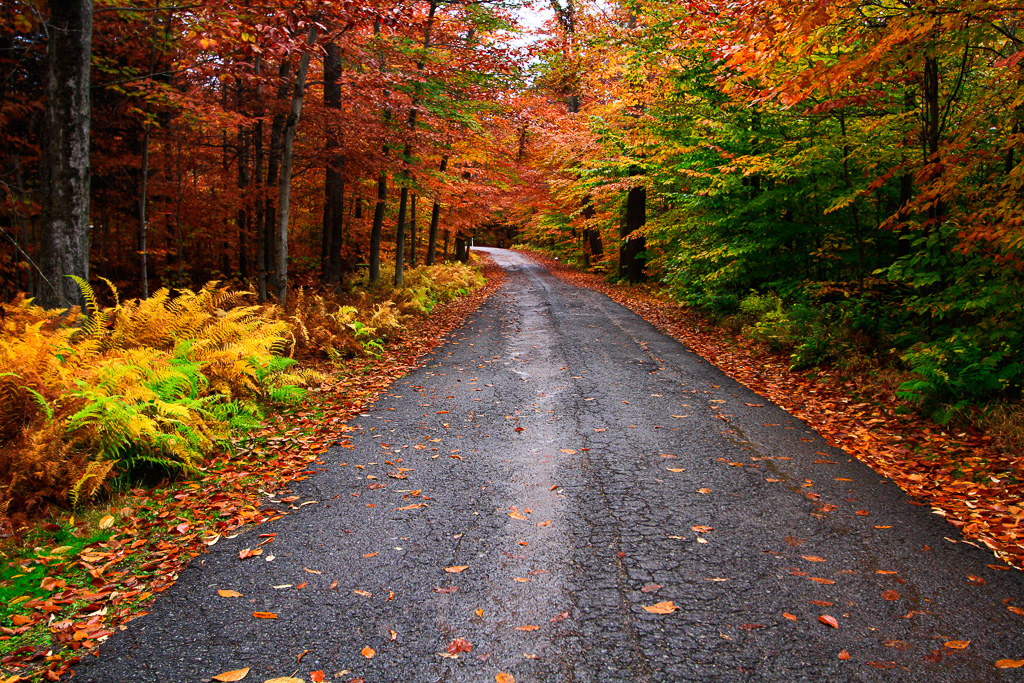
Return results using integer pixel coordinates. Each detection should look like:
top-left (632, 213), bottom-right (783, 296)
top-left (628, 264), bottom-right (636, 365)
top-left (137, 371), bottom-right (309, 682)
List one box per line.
top-left (426, 155), bottom-right (447, 265)
top-left (443, 229), bottom-right (450, 260)
top-left (321, 41), bottom-right (345, 285)
top-left (619, 168), bottom-right (646, 283)
top-left (39, 0), bottom-right (92, 310)
top-left (409, 194), bottom-right (417, 267)
top-left (265, 58), bottom-right (291, 299)
top-left (454, 236), bottom-right (467, 262)
top-left (370, 173), bottom-right (387, 283)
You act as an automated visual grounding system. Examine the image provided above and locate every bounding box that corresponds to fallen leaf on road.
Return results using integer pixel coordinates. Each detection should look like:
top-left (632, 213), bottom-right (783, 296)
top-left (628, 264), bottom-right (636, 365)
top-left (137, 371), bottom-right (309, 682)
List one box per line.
top-left (361, 554), bottom-right (377, 559)
top-left (642, 601), bottom-right (678, 614)
top-left (1008, 606), bottom-right (1024, 616)
top-left (309, 672), bottom-right (325, 683)
top-left (515, 624), bottom-right (540, 631)
top-left (305, 567), bottom-right (323, 573)
top-left (809, 577), bottom-right (835, 584)
top-left (692, 525), bottom-right (713, 533)
top-left (667, 468), bottom-right (685, 473)
top-left (560, 449), bottom-right (577, 454)
top-left (513, 577), bottom-right (530, 582)
top-left (996, 659), bottom-right (1024, 669)
top-left (445, 566), bottom-right (468, 573)
top-left (945, 640), bottom-right (970, 649)
top-left (238, 547), bottom-right (262, 559)
top-left (697, 488), bottom-right (712, 494)
top-left (838, 650), bottom-right (850, 660)
top-left (353, 590), bottom-right (371, 597)
top-left (881, 590), bottom-right (900, 601)
top-left (783, 613), bottom-right (797, 621)
top-left (550, 611), bottom-right (569, 622)
top-left (855, 510), bottom-right (869, 516)
top-left (361, 646), bottom-right (375, 658)
top-left (801, 556), bottom-right (826, 562)
top-left (218, 589), bottom-right (243, 598)
top-left (263, 678), bottom-right (304, 683)
top-left (537, 520), bottom-right (551, 527)
top-left (212, 668), bottom-right (250, 681)
top-left (447, 638), bottom-right (472, 654)
top-left (253, 612), bottom-right (277, 619)
top-left (496, 673), bottom-right (515, 683)
top-left (738, 623), bottom-right (763, 630)
top-left (967, 574), bottom-right (987, 585)
top-left (641, 584), bottom-right (662, 593)
top-left (809, 600), bottom-right (833, 606)
top-left (819, 615), bottom-right (839, 628)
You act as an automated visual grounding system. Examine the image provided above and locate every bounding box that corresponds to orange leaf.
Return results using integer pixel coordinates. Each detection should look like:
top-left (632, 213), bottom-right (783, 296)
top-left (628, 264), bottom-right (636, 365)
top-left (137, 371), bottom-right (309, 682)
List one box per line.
top-left (838, 650), bottom-right (850, 660)
top-left (515, 624), bottom-right (540, 631)
top-left (944, 640), bottom-right (970, 650)
top-left (818, 614), bottom-right (839, 628)
top-left (310, 671), bottom-right (325, 682)
top-left (560, 449), bottom-right (577, 454)
top-left (361, 646), bottom-right (375, 658)
top-left (855, 510), bottom-right (869, 516)
top-left (537, 520), bottom-right (551, 527)
top-left (801, 556), bottom-right (826, 562)
top-left (212, 668), bottom-right (250, 682)
top-left (253, 612), bottom-right (277, 619)
top-left (1008, 606), bottom-right (1024, 616)
top-left (218, 589), bottom-right (243, 598)
top-left (445, 566), bottom-right (468, 573)
top-left (881, 590), bottom-right (900, 601)
top-left (496, 673), bottom-right (515, 683)
top-left (996, 660), bottom-right (1024, 669)
top-left (11, 615), bottom-right (33, 626)
top-left (783, 613), bottom-right (797, 622)
top-left (447, 638), bottom-right (472, 654)
top-left (642, 601), bottom-right (678, 614)
top-left (691, 525), bottom-right (713, 533)
top-left (808, 577), bottom-right (835, 584)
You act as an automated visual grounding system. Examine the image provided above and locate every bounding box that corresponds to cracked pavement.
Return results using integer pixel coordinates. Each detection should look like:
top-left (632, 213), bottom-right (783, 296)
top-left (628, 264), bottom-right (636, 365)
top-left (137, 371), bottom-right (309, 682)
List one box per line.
top-left (76, 248), bottom-right (1024, 682)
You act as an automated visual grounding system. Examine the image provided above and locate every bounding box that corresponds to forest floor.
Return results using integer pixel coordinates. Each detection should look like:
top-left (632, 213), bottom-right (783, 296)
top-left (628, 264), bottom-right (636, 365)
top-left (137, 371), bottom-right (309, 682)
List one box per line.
top-left (518, 249), bottom-right (1024, 572)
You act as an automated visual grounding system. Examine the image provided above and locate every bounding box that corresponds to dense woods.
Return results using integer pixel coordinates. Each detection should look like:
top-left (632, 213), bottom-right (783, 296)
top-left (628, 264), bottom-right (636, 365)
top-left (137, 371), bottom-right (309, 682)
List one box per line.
top-left (2, 0), bottom-right (1024, 424)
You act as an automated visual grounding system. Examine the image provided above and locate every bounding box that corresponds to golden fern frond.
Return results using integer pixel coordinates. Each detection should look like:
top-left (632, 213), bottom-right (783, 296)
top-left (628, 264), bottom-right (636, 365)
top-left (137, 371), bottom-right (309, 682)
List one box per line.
top-left (68, 460), bottom-right (115, 507)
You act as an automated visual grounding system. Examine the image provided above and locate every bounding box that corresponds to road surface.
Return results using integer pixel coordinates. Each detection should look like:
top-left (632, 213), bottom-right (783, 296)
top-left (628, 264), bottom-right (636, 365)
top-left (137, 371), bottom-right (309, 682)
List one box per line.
top-left (76, 248), bottom-right (1024, 682)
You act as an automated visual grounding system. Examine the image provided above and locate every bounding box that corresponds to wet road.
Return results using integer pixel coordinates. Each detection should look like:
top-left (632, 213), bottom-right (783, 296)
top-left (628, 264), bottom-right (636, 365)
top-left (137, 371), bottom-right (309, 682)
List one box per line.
top-left (77, 248), bottom-right (1024, 682)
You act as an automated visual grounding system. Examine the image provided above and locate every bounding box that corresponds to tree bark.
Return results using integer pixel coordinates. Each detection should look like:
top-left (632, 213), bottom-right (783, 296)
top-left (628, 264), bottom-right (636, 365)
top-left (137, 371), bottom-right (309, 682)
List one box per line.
top-left (369, 17), bottom-right (389, 284)
top-left (321, 41), bottom-right (345, 284)
top-left (275, 24), bottom-right (317, 303)
top-left (39, 0), bottom-right (92, 310)
top-left (426, 155), bottom-right (447, 265)
top-left (619, 167), bottom-right (646, 283)
top-left (264, 58), bottom-right (291, 299)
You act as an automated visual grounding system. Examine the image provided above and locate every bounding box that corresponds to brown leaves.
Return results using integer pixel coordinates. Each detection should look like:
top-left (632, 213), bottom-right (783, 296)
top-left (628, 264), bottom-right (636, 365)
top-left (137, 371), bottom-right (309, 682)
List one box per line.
top-left (238, 547), bottom-right (262, 559)
top-left (212, 668), bottom-right (250, 681)
top-left (818, 615), bottom-right (839, 628)
top-left (447, 638), bottom-right (473, 654)
top-left (881, 590), bottom-right (900, 601)
top-left (642, 601), bottom-right (678, 614)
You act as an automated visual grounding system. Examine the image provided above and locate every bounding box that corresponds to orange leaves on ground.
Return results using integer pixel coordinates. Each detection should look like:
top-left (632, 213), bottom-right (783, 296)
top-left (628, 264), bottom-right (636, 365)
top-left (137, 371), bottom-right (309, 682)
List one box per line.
top-left (838, 650), bottom-right (851, 660)
top-left (560, 449), bottom-right (577, 454)
top-left (212, 668), bottom-right (249, 681)
top-left (1008, 606), bottom-right (1024, 616)
top-left (252, 612), bottom-right (278, 619)
top-left (642, 601), bottom-right (678, 614)
top-left (361, 646), bottom-right (375, 658)
top-left (944, 640), bottom-right (970, 649)
top-left (218, 589), bottom-right (243, 598)
top-left (808, 577), bottom-right (835, 584)
top-left (515, 624), bottom-right (540, 631)
top-left (697, 488), bottom-right (712, 494)
top-left (361, 553), bottom-right (378, 559)
top-left (996, 659), bottom-right (1024, 669)
top-left (445, 566), bottom-right (468, 573)
top-left (537, 520), bottom-right (551, 527)
top-left (691, 525), bottom-right (713, 533)
top-left (801, 556), bottom-right (826, 562)
top-left (881, 590), bottom-right (901, 601)
top-left (310, 672), bottom-right (325, 683)
top-left (818, 615), bottom-right (839, 628)
top-left (496, 673), bottom-right (515, 683)
top-left (783, 613), bottom-right (797, 621)
top-left (238, 547), bottom-right (262, 559)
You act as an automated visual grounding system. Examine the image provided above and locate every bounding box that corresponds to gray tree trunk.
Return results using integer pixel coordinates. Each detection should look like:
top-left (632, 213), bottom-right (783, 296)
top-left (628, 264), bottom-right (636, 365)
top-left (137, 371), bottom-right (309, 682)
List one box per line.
top-left (39, 0), bottom-right (92, 310)
top-left (275, 24), bottom-right (317, 304)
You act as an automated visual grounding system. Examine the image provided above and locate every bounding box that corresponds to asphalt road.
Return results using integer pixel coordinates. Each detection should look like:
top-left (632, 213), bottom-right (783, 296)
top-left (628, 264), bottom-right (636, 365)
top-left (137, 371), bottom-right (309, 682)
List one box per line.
top-left (76, 248), bottom-right (1024, 682)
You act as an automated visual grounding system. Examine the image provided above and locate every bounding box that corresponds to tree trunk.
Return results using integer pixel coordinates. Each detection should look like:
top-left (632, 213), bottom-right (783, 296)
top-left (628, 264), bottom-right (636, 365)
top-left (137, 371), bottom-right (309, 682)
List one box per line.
top-left (369, 17), bottom-right (390, 285)
top-left (237, 125), bottom-right (250, 281)
top-left (619, 167), bottom-right (646, 283)
top-left (409, 194), bottom-right (417, 267)
top-left (426, 155), bottom-right (447, 265)
top-left (138, 124), bottom-right (151, 298)
top-left (321, 41), bottom-right (345, 285)
top-left (275, 25), bottom-right (317, 304)
top-left (39, 0), bottom-right (92, 310)
top-left (265, 58), bottom-right (291, 298)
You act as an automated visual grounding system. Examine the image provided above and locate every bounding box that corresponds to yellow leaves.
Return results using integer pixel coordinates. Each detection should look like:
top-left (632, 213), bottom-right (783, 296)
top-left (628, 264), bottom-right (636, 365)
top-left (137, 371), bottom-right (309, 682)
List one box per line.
top-left (218, 589), bottom-right (243, 598)
top-left (212, 668), bottom-right (250, 681)
top-left (642, 601), bottom-right (678, 614)
top-left (98, 514), bottom-right (115, 529)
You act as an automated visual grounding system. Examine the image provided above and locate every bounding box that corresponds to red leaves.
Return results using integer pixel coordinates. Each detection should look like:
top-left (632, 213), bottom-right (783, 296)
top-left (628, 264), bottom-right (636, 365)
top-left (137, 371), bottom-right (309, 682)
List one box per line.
top-left (446, 638), bottom-right (472, 654)
top-left (818, 615), bottom-right (839, 628)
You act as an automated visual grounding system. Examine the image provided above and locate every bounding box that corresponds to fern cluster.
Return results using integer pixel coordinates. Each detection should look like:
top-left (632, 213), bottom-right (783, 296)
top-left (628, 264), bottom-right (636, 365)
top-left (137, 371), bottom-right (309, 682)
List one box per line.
top-left (0, 281), bottom-right (312, 518)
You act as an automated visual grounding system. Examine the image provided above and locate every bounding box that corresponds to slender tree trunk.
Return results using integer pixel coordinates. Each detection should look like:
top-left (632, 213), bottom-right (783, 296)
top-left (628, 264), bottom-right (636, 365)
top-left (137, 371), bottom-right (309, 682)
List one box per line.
top-left (369, 18), bottom-right (390, 284)
top-left (426, 155), bottom-right (447, 265)
top-left (237, 125), bottom-right (250, 281)
top-left (409, 194), bottom-right (417, 267)
top-left (253, 55), bottom-right (267, 300)
top-left (443, 229), bottom-right (449, 260)
top-left (265, 58), bottom-right (291, 298)
top-left (275, 24), bottom-right (317, 304)
top-left (175, 127), bottom-right (184, 286)
top-left (138, 124), bottom-right (151, 297)
top-left (39, 0), bottom-right (92, 309)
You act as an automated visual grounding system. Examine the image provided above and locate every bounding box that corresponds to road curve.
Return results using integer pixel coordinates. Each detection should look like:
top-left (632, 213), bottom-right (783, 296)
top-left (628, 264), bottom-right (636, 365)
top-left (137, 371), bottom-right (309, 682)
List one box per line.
top-left (76, 248), bottom-right (1024, 682)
